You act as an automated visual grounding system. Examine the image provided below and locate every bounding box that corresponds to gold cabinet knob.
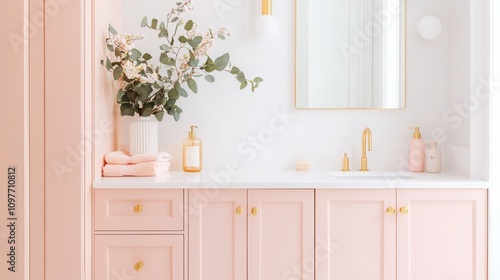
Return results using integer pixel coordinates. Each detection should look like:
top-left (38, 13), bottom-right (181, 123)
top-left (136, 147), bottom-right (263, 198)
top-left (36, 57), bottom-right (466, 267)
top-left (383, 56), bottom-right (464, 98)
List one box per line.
top-left (236, 206), bottom-right (243, 215)
top-left (133, 204), bottom-right (143, 214)
top-left (386, 207), bottom-right (396, 215)
top-left (400, 206), bottom-right (409, 215)
top-left (134, 261), bottom-right (144, 272)
top-left (251, 207), bottom-right (258, 216)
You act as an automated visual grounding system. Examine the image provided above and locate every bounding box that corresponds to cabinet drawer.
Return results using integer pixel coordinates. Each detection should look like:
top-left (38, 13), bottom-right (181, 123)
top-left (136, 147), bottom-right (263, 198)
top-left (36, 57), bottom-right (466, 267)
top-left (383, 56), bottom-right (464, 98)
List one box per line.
top-left (95, 235), bottom-right (183, 280)
top-left (95, 189), bottom-right (184, 231)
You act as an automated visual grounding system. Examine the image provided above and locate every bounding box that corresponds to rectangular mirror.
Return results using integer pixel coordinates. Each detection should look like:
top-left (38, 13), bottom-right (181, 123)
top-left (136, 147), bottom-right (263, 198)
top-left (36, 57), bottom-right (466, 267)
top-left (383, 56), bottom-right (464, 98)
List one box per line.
top-left (296, 0), bottom-right (406, 109)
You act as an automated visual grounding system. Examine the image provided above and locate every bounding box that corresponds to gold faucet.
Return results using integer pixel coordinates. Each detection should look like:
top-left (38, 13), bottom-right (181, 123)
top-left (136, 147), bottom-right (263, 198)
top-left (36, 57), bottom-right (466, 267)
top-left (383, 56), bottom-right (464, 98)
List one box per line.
top-left (360, 128), bottom-right (372, 171)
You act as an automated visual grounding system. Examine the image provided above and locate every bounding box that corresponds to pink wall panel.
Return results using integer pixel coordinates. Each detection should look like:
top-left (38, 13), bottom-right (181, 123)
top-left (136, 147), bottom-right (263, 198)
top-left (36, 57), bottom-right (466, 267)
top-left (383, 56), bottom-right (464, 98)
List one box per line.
top-left (45, 0), bottom-right (89, 278)
top-left (29, 0), bottom-right (46, 278)
top-left (1, 1), bottom-right (29, 280)
top-left (92, 0), bottom-right (122, 180)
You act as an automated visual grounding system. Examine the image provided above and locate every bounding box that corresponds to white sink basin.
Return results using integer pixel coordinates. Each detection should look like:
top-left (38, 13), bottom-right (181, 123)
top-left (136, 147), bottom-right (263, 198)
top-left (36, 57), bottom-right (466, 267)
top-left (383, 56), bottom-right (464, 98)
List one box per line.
top-left (329, 171), bottom-right (414, 180)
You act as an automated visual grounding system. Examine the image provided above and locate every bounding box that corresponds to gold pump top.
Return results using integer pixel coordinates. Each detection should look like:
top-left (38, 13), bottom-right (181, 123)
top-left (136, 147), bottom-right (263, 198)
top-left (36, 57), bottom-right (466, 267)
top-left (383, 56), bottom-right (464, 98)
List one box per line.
top-left (410, 127), bottom-right (421, 139)
top-left (188, 125), bottom-right (198, 139)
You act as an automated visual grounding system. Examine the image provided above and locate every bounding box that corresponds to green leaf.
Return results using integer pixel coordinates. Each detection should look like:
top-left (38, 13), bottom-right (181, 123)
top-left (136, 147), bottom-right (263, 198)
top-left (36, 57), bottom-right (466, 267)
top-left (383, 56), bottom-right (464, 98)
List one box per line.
top-left (205, 75), bottom-right (215, 83)
top-left (160, 44), bottom-right (171, 52)
top-left (105, 57), bottom-right (112, 70)
top-left (171, 17), bottom-right (179, 22)
top-left (106, 43), bottom-right (114, 52)
top-left (151, 18), bottom-right (158, 29)
top-left (120, 103), bottom-right (135, 116)
top-left (155, 111), bottom-right (165, 121)
top-left (173, 108), bottom-right (181, 121)
top-left (167, 69), bottom-right (173, 78)
top-left (142, 107), bottom-right (153, 117)
top-left (155, 96), bottom-right (167, 106)
top-left (142, 53), bottom-right (152, 60)
top-left (140, 16), bottom-right (148, 27)
top-left (179, 36), bottom-right (187, 43)
top-left (218, 34), bottom-right (226, 40)
top-left (108, 24), bottom-right (117, 36)
top-left (166, 98), bottom-right (176, 106)
top-left (136, 86), bottom-right (151, 103)
top-left (253, 77), bottom-right (264, 83)
top-left (113, 66), bottom-right (123, 80)
top-left (214, 53), bottom-right (230, 71)
top-left (129, 49), bottom-right (142, 61)
top-left (188, 36), bottom-right (202, 49)
top-left (230, 66), bottom-right (240, 74)
top-left (205, 63), bottom-right (216, 73)
top-left (185, 20), bottom-right (194, 31)
top-left (178, 86), bottom-right (188, 97)
top-left (187, 78), bottom-right (198, 93)
top-left (160, 54), bottom-right (176, 66)
top-left (160, 22), bottom-right (165, 30)
top-left (168, 89), bottom-right (180, 100)
top-left (240, 80), bottom-right (248, 90)
top-left (158, 28), bottom-right (168, 38)
top-left (116, 90), bottom-right (126, 102)
top-left (188, 58), bottom-right (199, 67)
top-left (236, 71), bottom-right (246, 83)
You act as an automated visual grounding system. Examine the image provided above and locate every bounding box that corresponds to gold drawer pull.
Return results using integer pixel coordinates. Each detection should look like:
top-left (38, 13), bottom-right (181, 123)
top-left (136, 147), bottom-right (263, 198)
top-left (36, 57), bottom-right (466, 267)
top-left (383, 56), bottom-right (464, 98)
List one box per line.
top-left (133, 204), bottom-right (143, 214)
top-left (134, 261), bottom-right (144, 272)
top-left (386, 207), bottom-right (396, 215)
top-left (236, 206), bottom-right (243, 215)
top-left (251, 207), bottom-right (258, 216)
top-left (400, 206), bottom-right (409, 215)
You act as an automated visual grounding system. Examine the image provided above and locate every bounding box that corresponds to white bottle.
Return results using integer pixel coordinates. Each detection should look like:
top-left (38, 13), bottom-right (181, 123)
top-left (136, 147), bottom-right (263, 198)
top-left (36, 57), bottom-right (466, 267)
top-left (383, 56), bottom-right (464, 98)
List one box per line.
top-left (425, 141), bottom-right (441, 173)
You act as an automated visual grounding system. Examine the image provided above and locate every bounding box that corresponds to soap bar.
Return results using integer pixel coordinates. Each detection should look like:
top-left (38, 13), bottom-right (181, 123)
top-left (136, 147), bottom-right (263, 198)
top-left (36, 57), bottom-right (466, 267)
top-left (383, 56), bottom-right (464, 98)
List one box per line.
top-left (296, 160), bottom-right (310, 171)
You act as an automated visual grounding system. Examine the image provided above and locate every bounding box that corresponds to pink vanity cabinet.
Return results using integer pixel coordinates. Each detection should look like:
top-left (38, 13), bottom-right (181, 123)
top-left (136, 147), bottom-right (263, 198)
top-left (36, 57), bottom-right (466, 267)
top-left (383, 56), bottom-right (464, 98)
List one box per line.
top-left (93, 189), bottom-right (186, 280)
top-left (316, 189), bottom-right (487, 280)
top-left (189, 189), bottom-right (314, 280)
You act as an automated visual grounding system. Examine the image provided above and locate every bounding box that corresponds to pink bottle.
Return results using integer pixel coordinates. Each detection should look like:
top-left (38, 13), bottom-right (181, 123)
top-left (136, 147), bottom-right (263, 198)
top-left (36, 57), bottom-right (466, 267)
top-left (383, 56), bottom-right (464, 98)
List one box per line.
top-left (409, 127), bottom-right (425, 172)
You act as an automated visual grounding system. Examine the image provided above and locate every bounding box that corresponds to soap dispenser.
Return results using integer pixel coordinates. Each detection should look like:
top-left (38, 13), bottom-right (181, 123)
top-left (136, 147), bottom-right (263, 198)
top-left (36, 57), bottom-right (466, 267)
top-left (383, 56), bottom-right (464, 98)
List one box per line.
top-left (183, 125), bottom-right (202, 172)
top-left (425, 140), bottom-right (441, 173)
top-left (409, 127), bottom-right (425, 172)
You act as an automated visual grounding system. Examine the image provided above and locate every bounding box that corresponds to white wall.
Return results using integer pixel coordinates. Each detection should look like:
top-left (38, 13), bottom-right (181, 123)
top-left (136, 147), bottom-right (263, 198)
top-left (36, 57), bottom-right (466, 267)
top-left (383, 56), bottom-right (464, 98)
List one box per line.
top-left (489, 0), bottom-right (499, 278)
top-left (109, 0), bottom-right (474, 173)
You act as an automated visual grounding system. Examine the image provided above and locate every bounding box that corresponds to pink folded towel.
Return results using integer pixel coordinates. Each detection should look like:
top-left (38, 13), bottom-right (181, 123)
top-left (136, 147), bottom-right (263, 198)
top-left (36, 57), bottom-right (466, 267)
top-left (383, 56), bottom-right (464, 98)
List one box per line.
top-left (129, 152), bottom-right (172, 164)
top-left (105, 151), bottom-right (172, 164)
top-left (104, 151), bottom-right (130, 165)
top-left (102, 161), bottom-right (171, 177)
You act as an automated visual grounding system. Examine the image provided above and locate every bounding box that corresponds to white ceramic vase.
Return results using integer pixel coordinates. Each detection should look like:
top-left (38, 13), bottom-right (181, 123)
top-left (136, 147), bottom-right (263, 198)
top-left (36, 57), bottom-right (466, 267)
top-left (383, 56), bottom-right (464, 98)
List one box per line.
top-left (129, 116), bottom-right (158, 155)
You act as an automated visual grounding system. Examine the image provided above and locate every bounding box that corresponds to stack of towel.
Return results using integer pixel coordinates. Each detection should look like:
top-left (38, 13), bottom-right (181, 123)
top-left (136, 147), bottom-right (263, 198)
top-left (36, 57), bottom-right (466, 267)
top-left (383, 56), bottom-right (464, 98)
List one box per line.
top-left (102, 151), bottom-right (172, 177)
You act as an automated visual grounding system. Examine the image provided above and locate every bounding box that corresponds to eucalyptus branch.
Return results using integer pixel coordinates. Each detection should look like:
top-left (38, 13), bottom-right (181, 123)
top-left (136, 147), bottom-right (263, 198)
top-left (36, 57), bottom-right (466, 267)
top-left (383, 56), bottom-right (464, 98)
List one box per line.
top-left (101, 0), bottom-right (262, 122)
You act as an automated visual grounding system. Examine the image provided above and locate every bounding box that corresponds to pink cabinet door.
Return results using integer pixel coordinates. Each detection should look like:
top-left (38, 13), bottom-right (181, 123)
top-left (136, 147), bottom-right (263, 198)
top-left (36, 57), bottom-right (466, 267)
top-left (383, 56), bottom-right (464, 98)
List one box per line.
top-left (94, 189), bottom-right (184, 231)
top-left (397, 189), bottom-right (487, 280)
top-left (94, 235), bottom-right (183, 280)
top-left (188, 189), bottom-right (247, 280)
top-left (248, 190), bottom-right (314, 280)
top-left (315, 189), bottom-right (396, 280)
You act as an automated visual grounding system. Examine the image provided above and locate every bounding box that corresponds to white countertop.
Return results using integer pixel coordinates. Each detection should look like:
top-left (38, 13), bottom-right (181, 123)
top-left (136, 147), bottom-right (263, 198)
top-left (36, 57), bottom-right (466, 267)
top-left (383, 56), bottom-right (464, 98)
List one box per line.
top-left (93, 170), bottom-right (488, 189)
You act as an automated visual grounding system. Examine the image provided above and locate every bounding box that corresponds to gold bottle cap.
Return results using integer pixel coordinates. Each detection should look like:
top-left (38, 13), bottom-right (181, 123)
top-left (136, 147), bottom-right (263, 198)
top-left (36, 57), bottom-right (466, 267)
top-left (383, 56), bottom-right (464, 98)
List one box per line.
top-left (189, 125), bottom-right (198, 138)
top-left (410, 127), bottom-right (421, 139)
top-left (341, 153), bottom-right (350, 172)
